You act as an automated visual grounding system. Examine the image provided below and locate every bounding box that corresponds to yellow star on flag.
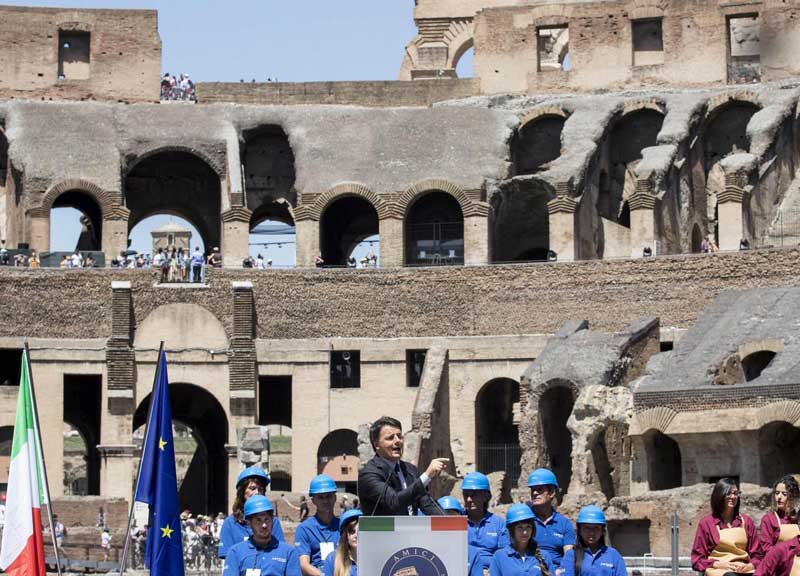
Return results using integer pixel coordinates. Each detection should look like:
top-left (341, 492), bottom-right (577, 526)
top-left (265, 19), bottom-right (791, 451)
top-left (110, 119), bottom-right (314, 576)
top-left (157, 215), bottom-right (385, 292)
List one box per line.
top-left (159, 437), bottom-right (167, 450)
top-left (161, 524), bottom-right (173, 538)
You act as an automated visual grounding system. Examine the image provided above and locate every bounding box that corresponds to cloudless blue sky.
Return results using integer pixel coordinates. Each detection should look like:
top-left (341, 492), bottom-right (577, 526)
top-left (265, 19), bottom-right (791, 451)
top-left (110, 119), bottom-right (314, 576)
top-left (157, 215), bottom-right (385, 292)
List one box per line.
top-left (20, 0), bottom-right (473, 263)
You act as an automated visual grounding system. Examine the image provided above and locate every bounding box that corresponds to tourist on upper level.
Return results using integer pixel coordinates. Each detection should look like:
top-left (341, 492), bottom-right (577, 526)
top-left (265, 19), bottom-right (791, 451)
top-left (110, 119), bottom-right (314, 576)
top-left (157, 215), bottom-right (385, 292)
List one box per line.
top-left (756, 475), bottom-right (800, 560)
top-left (461, 472), bottom-right (509, 576)
top-left (208, 247), bottom-right (223, 268)
top-left (526, 468), bottom-right (575, 571)
top-left (490, 503), bottom-right (555, 576)
top-left (561, 506), bottom-right (627, 576)
top-left (218, 467), bottom-right (285, 559)
top-left (27, 250), bottom-right (39, 269)
top-left (191, 247), bottom-right (204, 282)
top-left (691, 478), bottom-right (759, 576)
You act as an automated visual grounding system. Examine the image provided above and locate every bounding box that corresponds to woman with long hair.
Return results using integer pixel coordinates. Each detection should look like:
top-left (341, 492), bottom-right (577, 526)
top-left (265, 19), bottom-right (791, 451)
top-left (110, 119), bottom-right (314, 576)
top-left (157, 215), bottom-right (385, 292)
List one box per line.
top-left (490, 504), bottom-right (554, 575)
top-left (691, 478), bottom-right (759, 575)
top-left (323, 509), bottom-right (361, 576)
top-left (218, 467), bottom-right (285, 559)
top-left (561, 506), bottom-right (626, 576)
top-left (755, 475), bottom-right (799, 560)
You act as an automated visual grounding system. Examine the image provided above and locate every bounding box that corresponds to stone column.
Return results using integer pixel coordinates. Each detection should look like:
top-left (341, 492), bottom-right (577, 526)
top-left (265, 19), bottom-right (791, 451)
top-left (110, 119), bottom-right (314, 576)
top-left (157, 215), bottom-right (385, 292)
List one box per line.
top-left (717, 172), bottom-right (747, 252)
top-left (547, 194), bottom-right (577, 262)
top-left (230, 281), bottom-right (258, 429)
top-left (102, 207), bottom-right (130, 266)
top-left (379, 217), bottom-right (403, 267)
top-left (221, 207), bottom-right (252, 268)
top-left (27, 209), bottom-right (49, 253)
top-left (101, 281), bottom-right (137, 500)
top-left (464, 211), bottom-right (490, 266)
top-left (629, 178), bottom-right (658, 258)
top-left (294, 214), bottom-right (320, 268)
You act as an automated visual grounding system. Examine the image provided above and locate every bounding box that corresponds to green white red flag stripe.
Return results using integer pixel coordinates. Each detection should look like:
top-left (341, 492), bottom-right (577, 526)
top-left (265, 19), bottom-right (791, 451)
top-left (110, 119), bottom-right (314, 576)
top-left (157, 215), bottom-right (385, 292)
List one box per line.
top-left (0, 350), bottom-right (48, 576)
top-left (360, 516), bottom-right (467, 532)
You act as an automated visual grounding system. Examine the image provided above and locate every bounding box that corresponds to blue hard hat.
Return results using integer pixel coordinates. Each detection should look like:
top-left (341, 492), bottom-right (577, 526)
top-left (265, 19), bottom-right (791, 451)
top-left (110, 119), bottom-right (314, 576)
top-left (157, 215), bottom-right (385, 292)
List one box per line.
top-left (237, 466), bottom-right (271, 488)
top-left (438, 496), bottom-right (465, 514)
top-left (339, 509), bottom-right (363, 531)
top-left (576, 505), bottom-right (606, 525)
top-left (506, 503), bottom-right (536, 526)
top-left (527, 468), bottom-right (559, 489)
top-left (461, 472), bottom-right (491, 492)
top-left (309, 474), bottom-right (338, 495)
top-left (243, 495), bottom-right (274, 518)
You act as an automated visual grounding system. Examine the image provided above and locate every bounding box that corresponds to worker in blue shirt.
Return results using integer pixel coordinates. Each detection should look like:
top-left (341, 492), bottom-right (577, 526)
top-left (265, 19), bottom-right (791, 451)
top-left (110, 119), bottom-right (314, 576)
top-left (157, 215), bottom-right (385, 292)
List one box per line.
top-left (463, 472), bottom-right (510, 576)
top-left (219, 467), bottom-right (286, 559)
top-left (295, 474), bottom-right (340, 576)
top-left (223, 495), bottom-right (300, 576)
top-left (561, 506), bottom-right (627, 576)
top-left (490, 504), bottom-right (556, 576)
top-left (526, 468), bottom-right (576, 570)
top-left (322, 508), bottom-right (362, 576)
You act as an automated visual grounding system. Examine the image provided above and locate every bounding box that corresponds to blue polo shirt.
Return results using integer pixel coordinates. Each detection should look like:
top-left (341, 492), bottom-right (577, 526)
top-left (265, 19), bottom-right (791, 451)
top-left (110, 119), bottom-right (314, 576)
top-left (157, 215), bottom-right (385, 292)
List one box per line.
top-left (529, 508), bottom-right (576, 567)
top-left (322, 552), bottom-right (357, 576)
top-left (468, 512), bottom-right (510, 576)
top-left (560, 545), bottom-right (627, 576)
top-left (294, 514), bottom-right (340, 568)
top-left (223, 536), bottom-right (300, 576)
top-left (490, 545), bottom-right (556, 576)
top-left (218, 514), bottom-right (286, 558)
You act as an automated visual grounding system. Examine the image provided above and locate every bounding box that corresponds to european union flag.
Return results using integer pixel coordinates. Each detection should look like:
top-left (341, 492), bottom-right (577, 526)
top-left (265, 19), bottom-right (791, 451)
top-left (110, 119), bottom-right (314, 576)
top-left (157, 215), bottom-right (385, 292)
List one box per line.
top-left (134, 349), bottom-right (184, 576)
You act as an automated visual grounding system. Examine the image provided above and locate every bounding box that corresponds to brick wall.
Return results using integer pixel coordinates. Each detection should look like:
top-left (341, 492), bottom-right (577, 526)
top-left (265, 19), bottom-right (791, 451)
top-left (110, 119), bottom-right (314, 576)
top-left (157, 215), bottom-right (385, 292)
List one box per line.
top-left (0, 248), bottom-right (799, 341)
top-left (196, 78), bottom-right (479, 107)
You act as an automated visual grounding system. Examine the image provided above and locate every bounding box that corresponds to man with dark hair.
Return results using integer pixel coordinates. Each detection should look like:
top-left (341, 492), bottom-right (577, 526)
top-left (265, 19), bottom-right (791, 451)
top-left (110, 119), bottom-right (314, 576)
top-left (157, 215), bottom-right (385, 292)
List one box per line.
top-left (358, 415), bottom-right (448, 516)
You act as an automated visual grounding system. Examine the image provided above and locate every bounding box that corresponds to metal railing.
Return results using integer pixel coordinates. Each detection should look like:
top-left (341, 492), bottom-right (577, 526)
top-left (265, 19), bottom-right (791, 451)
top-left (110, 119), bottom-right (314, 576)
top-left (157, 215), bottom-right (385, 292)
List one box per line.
top-left (476, 443), bottom-right (522, 487)
top-left (758, 207), bottom-right (800, 248)
top-left (405, 222), bottom-right (465, 266)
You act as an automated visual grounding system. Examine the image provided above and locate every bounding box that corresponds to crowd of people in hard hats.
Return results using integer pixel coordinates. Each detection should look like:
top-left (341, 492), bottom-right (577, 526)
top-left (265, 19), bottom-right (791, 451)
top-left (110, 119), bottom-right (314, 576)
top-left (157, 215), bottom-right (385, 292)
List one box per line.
top-left (218, 415), bottom-right (799, 576)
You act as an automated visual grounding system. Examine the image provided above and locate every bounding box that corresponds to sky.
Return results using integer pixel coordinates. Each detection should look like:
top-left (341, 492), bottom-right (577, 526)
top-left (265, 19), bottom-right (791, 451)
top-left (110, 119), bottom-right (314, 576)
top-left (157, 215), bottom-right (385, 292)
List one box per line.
top-left (22, 0), bottom-right (473, 262)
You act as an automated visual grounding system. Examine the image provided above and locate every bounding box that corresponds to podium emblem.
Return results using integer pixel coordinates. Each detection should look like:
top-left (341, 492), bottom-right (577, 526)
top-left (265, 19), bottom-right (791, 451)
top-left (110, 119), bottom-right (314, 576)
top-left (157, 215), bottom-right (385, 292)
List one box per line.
top-left (381, 547), bottom-right (448, 576)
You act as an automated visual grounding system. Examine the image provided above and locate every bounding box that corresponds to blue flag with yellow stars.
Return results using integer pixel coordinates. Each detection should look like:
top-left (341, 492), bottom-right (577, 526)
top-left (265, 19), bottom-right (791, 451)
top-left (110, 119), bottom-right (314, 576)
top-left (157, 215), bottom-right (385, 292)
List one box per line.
top-left (134, 349), bottom-right (184, 576)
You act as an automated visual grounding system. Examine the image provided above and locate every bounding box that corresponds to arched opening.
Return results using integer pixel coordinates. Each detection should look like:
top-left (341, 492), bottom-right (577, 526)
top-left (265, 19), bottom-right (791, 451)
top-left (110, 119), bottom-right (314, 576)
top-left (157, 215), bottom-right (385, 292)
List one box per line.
top-left (538, 385), bottom-right (575, 493)
top-left (49, 190), bottom-right (103, 253)
top-left (597, 109), bottom-right (664, 226)
top-left (475, 378), bottom-right (521, 486)
top-left (134, 383), bottom-right (228, 514)
top-left (513, 115), bottom-right (566, 176)
top-left (643, 430), bottom-right (682, 490)
top-left (703, 101), bottom-right (760, 172)
top-left (0, 425), bottom-right (13, 493)
top-left (591, 423), bottom-right (630, 499)
top-left (317, 429), bottom-right (358, 493)
top-left (741, 350), bottom-right (777, 381)
top-left (691, 224), bottom-right (704, 253)
top-left (320, 196), bottom-right (379, 267)
top-left (405, 191), bottom-right (464, 266)
top-left (127, 214), bottom-right (204, 271)
top-left (249, 211), bottom-right (296, 268)
top-left (759, 422), bottom-right (800, 485)
top-left (454, 41), bottom-right (474, 78)
top-left (125, 151), bottom-right (222, 254)
top-left (64, 374), bottom-right (101, 495)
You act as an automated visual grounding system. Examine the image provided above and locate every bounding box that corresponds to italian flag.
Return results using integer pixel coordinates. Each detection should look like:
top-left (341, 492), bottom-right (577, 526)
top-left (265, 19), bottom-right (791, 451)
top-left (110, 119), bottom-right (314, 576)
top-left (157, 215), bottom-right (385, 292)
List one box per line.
top-left (0, 350), bottom-right (48, 576)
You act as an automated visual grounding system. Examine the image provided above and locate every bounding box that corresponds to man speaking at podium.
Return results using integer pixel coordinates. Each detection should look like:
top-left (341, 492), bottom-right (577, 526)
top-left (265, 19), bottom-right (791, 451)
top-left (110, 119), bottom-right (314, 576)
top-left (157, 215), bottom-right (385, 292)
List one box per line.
top-left (359, 416), bottom-right (449, 516)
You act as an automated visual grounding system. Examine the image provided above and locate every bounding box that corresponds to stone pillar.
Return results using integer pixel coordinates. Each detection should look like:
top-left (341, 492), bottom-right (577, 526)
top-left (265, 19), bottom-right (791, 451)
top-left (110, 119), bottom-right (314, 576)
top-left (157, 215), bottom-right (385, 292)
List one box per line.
top-left (230, 281), bottom-right (257, 421)
top-left (379, 217), bottom-right (403, 267)
top-left (227, 445), bottom-right (240, 508)
top-left (547, 194), bottom-right (577, 262)
top-left (102, 207), bottom-right (130, 266)
top-left (221, 207), bottom-right (252, 268)
top-left (464, 213), bottom-right (490, 266)
top-left (629, 178), bottom-right (658, 258)
top-left (717, 172), bottom-right (747, 252)
top-left (101, 281), bottom-right (137, 500)
top-left (28, 209), bottom-right (49, 253)
top-left (294, 217), bottom-right (320, 268)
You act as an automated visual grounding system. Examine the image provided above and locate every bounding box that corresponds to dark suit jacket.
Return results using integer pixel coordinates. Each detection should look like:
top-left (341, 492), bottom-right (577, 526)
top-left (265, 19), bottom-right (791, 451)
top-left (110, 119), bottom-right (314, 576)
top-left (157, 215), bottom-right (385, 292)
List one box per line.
top-left (358, 455), bottom-right (442, 516)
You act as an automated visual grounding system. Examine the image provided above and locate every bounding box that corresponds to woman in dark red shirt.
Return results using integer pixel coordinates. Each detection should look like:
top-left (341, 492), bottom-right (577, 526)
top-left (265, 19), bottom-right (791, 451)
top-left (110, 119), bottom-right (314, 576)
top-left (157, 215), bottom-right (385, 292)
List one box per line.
top-left (691, 478), bottom-right (759, 576)
top-left (756, 475), bottom-right (800, 561)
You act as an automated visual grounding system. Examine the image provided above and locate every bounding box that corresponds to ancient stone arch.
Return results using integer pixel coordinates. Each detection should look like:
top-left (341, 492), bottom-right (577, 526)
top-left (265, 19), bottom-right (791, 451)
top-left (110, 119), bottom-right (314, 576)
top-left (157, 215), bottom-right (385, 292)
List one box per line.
top-left (124, 145), bottom-right (226, 178)
top-left (629, 406), bottom-right (678, 436)
top-left (446, 21), bottom-right (475, 71)
top-left (310, 182), bottom-right (388, 221)
top-left (705, 91), bottom-right (762, 121)
top-left (398, 179), bottom-right (481, 218)
top-left (37, 178), bottom-right (117, 218)
top-left (134, 302), bottom-right (230, 349)
top-left (519, 106), bottom-right (570, 130)
top-left (754, 401), bottom-right (800, 429)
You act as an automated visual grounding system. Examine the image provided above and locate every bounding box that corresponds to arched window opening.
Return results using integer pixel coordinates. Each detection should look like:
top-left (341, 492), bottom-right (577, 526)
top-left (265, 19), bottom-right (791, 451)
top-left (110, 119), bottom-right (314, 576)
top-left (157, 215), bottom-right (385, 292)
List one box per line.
top-left (703, 101), bottom-right (760, 173)
top-left (134, 383), bottom-right (228, 514)
top-left (125, 151), bottom-right (221, 255)
top-left (317, 429), bottom-right (358, 493)
top-left (476, 378), bottom-right (521, 486)
top-left (759, 422), bottom-right (800, 486)
top-left (250, 210), bottom-right (296, 269)
top-left (128, 214), bottom-right (204, 273)
top-left (513, 115), bottom-right (566, 176)
top-left (742, 350), bottom-right (776, 381)
top-left (405, 191), bottom-right (464, 266)
top-left (320, 196), bottom-right (379, 267)
top-left (455, 44), bottom-right (474, 78)
top-left (49, 190), bottom-right (103, 256)
top-left (242, 126), bottom-right (296, 211)
top-left (643, 430), bottom-right (682, 490)
top-left (539, 385), bottom-right (575, 493)
top-left (591, 423), bottom-right (630, 499)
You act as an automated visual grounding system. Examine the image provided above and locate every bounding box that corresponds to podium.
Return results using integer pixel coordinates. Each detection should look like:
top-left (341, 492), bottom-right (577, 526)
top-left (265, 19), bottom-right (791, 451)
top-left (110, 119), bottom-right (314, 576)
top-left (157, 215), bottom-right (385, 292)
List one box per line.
top-left (360, 516), bottom-right (468, 576)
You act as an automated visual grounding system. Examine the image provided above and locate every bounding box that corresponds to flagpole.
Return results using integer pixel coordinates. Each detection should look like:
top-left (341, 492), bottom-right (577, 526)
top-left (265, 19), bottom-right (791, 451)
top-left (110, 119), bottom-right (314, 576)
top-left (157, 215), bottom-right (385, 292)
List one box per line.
top-left (23, 342), bottom-right (64, 576)
top-left (119, 341), bottom-right (164, 576)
